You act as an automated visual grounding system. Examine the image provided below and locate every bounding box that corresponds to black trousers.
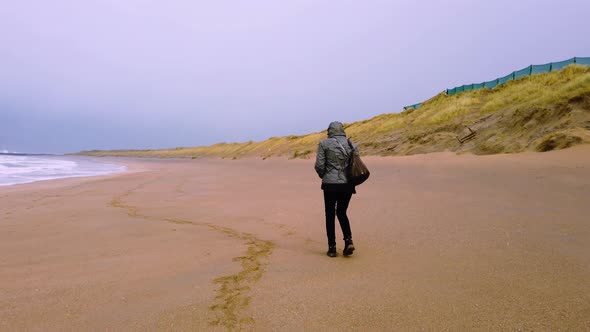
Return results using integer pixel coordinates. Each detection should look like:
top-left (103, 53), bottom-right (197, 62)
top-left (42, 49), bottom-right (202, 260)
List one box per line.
top-left (323, 190), bottom-right (353, 247)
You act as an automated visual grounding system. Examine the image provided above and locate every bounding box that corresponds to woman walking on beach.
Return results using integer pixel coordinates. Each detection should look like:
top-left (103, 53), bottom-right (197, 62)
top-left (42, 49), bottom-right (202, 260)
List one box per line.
top-left (314, 121), bottom-right (357, 257)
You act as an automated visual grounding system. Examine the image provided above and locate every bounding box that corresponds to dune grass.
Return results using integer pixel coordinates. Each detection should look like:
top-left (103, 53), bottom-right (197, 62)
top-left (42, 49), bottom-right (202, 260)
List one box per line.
top-left (80, 65), bottom-right (590, 159)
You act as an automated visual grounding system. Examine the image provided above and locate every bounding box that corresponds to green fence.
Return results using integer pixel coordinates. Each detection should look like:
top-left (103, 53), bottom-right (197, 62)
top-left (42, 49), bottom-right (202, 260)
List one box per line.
top-left (403, 56), bottom-right (590, 111)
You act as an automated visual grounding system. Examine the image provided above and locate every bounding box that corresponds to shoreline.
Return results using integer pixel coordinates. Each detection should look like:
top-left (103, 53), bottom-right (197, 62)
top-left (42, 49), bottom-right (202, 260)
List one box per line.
top-left (0, 155), bottom-right (130, 189)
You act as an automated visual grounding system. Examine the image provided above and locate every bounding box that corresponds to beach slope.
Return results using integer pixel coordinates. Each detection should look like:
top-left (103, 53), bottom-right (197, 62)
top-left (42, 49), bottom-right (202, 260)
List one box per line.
top-left (2, 147), bottom-right (590, 330)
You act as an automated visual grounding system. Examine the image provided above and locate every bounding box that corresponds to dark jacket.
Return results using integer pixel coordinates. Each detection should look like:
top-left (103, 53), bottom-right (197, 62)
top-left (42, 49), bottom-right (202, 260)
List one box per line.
top-left (314, 122), bottom-right (359, 191)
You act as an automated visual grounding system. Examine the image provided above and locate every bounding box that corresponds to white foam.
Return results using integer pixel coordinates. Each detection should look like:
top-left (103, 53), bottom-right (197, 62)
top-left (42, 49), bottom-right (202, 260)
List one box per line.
top-left (0, 155), bottom-right (126, 186)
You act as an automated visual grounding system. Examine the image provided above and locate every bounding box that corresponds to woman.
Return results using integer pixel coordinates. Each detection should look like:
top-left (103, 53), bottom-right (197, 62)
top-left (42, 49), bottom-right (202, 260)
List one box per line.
top-left (314, 121), bottom-right (357, 257)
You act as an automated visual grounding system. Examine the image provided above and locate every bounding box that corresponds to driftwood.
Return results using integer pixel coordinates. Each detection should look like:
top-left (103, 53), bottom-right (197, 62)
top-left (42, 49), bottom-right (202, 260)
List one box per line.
top-left (456, 127), bottom-right (476, 144)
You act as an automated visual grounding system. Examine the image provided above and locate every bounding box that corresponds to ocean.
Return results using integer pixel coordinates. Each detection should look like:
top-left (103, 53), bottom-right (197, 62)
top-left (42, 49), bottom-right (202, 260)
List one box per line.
top-left (0, 154), bottom-right (126, 186)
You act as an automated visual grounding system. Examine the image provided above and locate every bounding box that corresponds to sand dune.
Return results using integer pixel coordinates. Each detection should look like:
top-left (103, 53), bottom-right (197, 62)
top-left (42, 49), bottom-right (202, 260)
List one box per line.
top-left (79, 66), bottom-right (590, 160)
top-left (2, 147), bottom-right (590, 330)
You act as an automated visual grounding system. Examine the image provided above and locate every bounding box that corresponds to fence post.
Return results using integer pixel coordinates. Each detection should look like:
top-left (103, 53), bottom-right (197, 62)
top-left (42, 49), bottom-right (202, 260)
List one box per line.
top-left (529, 65), bottom-right (532, 75)
top-left (574, 57), bottom-right (577, 64)
top-left (549, 62), bottom-right (553, 72)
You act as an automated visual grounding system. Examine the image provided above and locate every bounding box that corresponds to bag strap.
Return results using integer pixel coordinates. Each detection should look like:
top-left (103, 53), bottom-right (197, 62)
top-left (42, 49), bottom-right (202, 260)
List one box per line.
top-left (332, 138), bottom-right (350, 157)
top-left (347, 139), bottom-right (355, 152)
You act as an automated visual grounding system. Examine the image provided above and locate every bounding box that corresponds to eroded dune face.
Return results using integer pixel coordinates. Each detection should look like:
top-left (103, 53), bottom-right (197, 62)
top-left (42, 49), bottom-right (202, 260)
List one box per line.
top-left (1, 146), bottom-right (590, 330)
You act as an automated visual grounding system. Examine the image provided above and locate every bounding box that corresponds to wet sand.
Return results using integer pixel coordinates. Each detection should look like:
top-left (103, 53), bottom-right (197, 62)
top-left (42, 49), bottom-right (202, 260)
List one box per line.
top-left (1, 147), bottom-right (590, 331)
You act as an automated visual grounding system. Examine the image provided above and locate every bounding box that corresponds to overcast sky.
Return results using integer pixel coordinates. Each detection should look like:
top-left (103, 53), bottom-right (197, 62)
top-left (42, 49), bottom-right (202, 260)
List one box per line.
top-left (1, 0), bottom-right (589, 153)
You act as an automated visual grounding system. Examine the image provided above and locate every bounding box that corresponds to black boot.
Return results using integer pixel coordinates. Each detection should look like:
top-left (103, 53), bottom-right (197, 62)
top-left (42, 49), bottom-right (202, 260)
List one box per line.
top-left (343, 239), bottom-right (355, 256)
top-left (327, 246), bottom-right (337, 257)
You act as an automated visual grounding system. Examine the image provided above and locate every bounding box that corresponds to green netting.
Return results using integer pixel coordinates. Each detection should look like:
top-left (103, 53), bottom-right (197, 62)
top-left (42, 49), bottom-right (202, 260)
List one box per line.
top-left (498, 73), bottom-right (513, 85)
top-left (483, 79), bottom-right (498, 89)
top-left (405, 56), bottom-right (589, 110)
top-left (403, 103), bottom-right (422, 111)
top-left (531, 63), bottom-right (551, 74)
top-left (514, 66), bottom-right (532, 79)
top-left (551, 58), bottom-right (575, 71)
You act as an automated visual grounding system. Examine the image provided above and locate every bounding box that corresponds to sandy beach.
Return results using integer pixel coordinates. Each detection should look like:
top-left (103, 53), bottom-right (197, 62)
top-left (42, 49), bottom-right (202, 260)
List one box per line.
top-left (1, 147), bottom-right (590, 331)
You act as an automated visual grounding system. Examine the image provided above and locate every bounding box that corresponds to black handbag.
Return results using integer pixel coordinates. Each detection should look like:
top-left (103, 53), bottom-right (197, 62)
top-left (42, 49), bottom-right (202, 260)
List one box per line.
top-left (346, 139), bottom-right (370, 185)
